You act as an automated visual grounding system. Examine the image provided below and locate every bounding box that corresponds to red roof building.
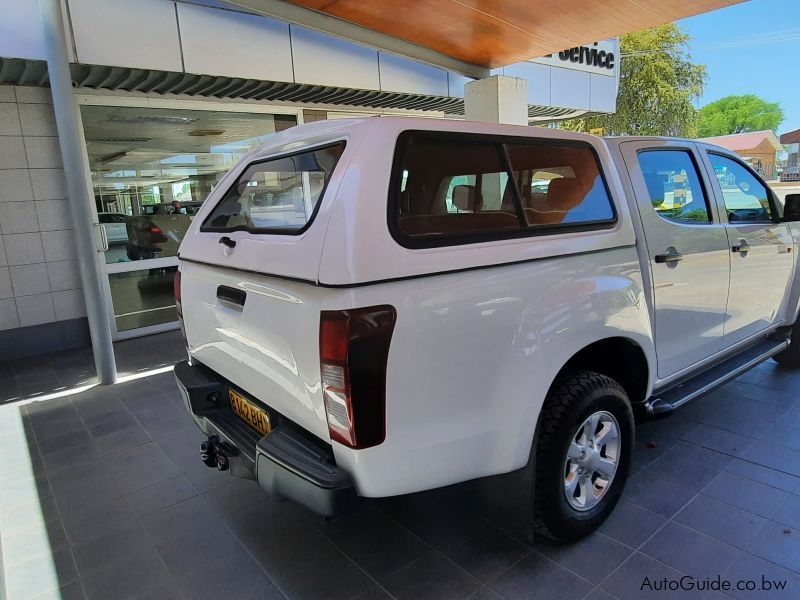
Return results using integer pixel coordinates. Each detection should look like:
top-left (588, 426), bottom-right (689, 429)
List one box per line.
top-left (699, 130), bottom-right (782, 180)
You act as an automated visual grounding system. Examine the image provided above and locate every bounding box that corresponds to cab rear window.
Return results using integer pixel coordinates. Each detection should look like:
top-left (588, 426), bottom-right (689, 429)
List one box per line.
top-left (202, 142), bottom-right (345, 234)
top-left (390, 132), bottom-right (615, 248)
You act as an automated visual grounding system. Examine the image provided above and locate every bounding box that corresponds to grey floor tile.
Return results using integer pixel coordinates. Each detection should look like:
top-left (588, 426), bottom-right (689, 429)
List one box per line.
top-left (679, 423), bottom-right (754, 456)
top-left (622, 471), bottom-right (697, 518)
top-left (238, 517), bottom-right (374, 600)
top-left (81, 554), bottom-right (173, 600)
top-left (740, 439), bottom-right (800, 477)
top-left (175, 546), bottom-right (282, 600)
top-left (202, 476), bottom-right (267, 516)
top-left (646, 450), bottom-right (721, 493)
top-left (538, 532), bottom-right (633, 584)
top-left (722, 551), bottom-right (800, 599)
top-left (317, 505), bottom-right (430, 583)
top-left (725, 458), bottom-right (800, 492)
top-left (354, 585), bottom-right (397, 600)
top-left (382, 500), bottom-right (530, 582)
top-left (746, 520), bottom-right (800, 574)
top-left (769, 493), bottom-right (800, 530)
top-left (599, 500), bottom-right (666, 548)
top-left (641, 522), bottom-right (740, 580)
top-left (71, 522), bottom-right (157, 577)
top-left (126, 473), bottom-right (197, 517)
top-left (601, 552), bottom-right (698, 600)
top-left (383, 550), bottom-right (481, 600)
top-left (675, 495), bottom-right (766, 549)
top-left (489, 551), bottom-right (592, 600)
top-left (760, 421), bottom-right (800, 452)
top-left (703, 471), bottom-right (790, 518)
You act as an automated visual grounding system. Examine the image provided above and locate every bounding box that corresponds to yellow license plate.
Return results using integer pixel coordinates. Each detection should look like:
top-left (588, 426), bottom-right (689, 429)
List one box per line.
top-left (229, 389), bottom-right (272, 436)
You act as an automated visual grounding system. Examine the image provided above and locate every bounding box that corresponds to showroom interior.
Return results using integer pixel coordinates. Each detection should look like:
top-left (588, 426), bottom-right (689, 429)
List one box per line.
top-left (7, 2), bottom-right (799, 600)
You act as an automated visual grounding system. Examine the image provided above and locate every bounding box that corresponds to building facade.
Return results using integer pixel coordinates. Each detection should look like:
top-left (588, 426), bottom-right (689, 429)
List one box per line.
top-left (0, 0), bottom-right (620, 360)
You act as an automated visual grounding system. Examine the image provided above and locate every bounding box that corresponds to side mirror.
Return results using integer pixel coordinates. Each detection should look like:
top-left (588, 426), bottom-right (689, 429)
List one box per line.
top-left (784, 194), bottom-right (800, 222)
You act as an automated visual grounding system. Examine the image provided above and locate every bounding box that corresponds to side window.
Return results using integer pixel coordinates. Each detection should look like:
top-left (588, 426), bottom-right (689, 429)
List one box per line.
top-left (393, 134), bottom-right (616, 245)
top-left (708, 153), bottom-right (773, 222)
top-left (637, 150), bottom-right (710, 224)
top-left (505, 144), bottom-right (615, 226)
top-left (396, 139), bottom-right (521, 238)
top-left (202, 143), bottom-right (345, 233)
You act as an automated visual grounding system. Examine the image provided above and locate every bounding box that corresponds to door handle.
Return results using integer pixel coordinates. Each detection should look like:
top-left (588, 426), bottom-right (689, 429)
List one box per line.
top-left (218, 236), bottom-right (236, 249)
top-left (654, 249), bottom-right (683, 264)
top-left (731, 240), bottom-right (751, 254)
top-left (96, 223), bottom-right (109, 252)
top-left (216, 285), bottom-right (246, 307)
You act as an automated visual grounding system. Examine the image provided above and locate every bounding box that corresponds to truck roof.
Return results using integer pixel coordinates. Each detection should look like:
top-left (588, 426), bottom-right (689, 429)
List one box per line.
top-left (248, 116), bottom-right (604, 163)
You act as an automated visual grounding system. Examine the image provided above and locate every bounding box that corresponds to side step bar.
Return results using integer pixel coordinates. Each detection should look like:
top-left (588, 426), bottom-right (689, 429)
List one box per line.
top-left (644, 337), bottom-right (789, 416)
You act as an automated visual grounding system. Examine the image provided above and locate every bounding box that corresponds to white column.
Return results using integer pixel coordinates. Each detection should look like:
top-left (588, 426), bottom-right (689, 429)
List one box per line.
top-left (464, 75), bottom-right (528, 125)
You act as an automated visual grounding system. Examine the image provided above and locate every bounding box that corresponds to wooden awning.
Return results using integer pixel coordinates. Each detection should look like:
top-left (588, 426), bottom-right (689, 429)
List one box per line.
top-left (228, 0), bottom-right (744, 77)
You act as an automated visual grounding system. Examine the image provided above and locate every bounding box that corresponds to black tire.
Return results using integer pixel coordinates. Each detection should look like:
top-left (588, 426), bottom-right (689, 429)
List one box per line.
top-left (532, 370), bottom-right (634, 542)
top-left (772, 324), bottom-right (800, 368)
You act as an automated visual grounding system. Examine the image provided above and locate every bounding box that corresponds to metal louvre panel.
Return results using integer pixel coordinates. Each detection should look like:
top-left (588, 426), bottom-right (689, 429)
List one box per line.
top-left (0, 58), bottom-right (596, 120)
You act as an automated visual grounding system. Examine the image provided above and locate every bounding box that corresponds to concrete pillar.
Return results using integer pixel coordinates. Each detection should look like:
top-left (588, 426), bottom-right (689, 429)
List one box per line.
top-left (464, 75), bottom-right (528, 125)
top-left (40, 0), bottom-right (117, 384)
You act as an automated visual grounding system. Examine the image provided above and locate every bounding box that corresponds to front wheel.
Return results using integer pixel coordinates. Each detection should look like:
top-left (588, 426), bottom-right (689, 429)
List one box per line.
top-left (532, 370), bottom-right (634, 542)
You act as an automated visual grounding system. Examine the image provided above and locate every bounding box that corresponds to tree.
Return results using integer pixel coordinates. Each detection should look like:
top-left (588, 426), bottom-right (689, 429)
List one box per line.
top-left (697, 95), bottom-right (783, 137)
top-left (561, 24), bottom-right (705, 137)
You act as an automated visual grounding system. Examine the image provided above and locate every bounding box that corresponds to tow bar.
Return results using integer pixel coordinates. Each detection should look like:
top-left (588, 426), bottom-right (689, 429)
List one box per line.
top-left (200, 435), bottom-right (238, 472)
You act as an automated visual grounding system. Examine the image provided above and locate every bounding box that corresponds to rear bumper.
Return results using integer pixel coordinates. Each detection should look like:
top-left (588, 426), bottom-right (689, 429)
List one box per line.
top-left (174, 360), bottom-right (357, 517)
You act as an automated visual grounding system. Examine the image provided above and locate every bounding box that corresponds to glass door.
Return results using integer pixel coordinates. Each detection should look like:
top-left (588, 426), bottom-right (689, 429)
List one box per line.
top-left (79, 101), bottom-right (299, 339)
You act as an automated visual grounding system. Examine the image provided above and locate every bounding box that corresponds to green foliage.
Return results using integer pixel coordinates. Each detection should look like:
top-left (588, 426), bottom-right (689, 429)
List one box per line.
top-left (697, 94), bottom-right (783, 137)
top-left (561, 24), bottom-right (705, 137)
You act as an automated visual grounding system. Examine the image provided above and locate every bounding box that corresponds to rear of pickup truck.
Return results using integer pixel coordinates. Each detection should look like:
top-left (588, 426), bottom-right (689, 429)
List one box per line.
top-left (173, 124), bottom-right (375, 516)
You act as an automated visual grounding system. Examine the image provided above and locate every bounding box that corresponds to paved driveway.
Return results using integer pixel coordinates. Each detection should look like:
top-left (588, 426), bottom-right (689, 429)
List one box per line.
top-left (1, 331), bottom-right (800, 599)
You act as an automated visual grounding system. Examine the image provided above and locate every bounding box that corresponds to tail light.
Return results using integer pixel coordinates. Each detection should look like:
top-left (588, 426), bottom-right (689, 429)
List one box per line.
top-left (319, 306), bottom-right (396, 449)
top-left (149, 224), bottom-right (168, 243)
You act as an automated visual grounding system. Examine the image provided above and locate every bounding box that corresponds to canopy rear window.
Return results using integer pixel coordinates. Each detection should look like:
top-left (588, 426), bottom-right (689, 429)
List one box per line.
top-left (202, 142), bottom-right (345, 234)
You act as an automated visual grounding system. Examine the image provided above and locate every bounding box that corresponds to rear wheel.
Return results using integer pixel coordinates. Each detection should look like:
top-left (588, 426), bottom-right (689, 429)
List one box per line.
top-left (772, 323), bottom-right (800, 368)
top-left (532, 370), bottom-right (634, 542)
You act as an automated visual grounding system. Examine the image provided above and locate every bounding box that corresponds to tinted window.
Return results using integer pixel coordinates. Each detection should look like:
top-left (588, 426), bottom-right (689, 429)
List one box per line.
top-left (506, 144), bottom-right (615, 226)
top-left (637, 150), bottom-right (710, 224)
top-left (708, 153), bottom-right (773, 222)
top-left (393, 134), bottom-right (614, 244)
top-left (397, 139), bottom-right (521, 238)
top-left (203, 143), bottom-right (345, 233)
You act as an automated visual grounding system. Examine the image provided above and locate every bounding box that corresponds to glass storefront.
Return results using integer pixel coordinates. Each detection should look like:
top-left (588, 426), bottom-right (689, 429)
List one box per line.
top-left (80, 103), bottom-right (298, 334)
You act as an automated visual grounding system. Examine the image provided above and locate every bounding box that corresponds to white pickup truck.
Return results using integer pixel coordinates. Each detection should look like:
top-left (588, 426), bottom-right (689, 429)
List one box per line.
top-left (174, 117), bottom-right (800, 541)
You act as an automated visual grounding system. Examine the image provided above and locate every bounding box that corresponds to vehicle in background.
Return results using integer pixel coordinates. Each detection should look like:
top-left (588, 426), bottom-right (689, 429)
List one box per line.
top-left (98, 212), bottom-right (129, 245)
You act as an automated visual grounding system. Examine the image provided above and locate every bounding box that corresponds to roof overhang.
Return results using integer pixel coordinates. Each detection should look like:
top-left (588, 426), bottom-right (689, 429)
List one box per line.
top-left (225, 0), bottom-right (745, 77)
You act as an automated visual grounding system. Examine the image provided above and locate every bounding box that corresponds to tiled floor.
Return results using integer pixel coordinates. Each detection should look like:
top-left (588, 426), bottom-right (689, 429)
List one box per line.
top-left (2, 331), bottom-right (800, 599)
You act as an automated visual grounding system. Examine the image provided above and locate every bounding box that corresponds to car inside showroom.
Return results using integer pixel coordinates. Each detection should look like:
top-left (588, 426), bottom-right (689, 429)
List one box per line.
top-left (2, 0), bottom-right (800, 599)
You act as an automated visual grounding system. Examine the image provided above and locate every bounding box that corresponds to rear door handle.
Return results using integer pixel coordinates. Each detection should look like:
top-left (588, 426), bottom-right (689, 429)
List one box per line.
top-left (217, 285), bottom-right (246, 307)
top-left (654, 249), bottom-right (683, 264)
top-left (731, 240), bottom-right (751, 254)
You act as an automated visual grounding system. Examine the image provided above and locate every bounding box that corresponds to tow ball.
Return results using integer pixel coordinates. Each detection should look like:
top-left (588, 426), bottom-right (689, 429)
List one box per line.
top-left (200, 435), bottom-right (238, 472)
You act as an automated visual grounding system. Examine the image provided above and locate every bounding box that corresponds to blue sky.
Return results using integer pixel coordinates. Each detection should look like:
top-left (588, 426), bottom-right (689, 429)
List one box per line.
top-left (678, 0), bottom-right (799, 134)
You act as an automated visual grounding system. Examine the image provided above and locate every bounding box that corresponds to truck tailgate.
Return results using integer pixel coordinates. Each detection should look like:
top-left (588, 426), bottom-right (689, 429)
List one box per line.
top-left (179, 260), bottom-right (329, 442)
